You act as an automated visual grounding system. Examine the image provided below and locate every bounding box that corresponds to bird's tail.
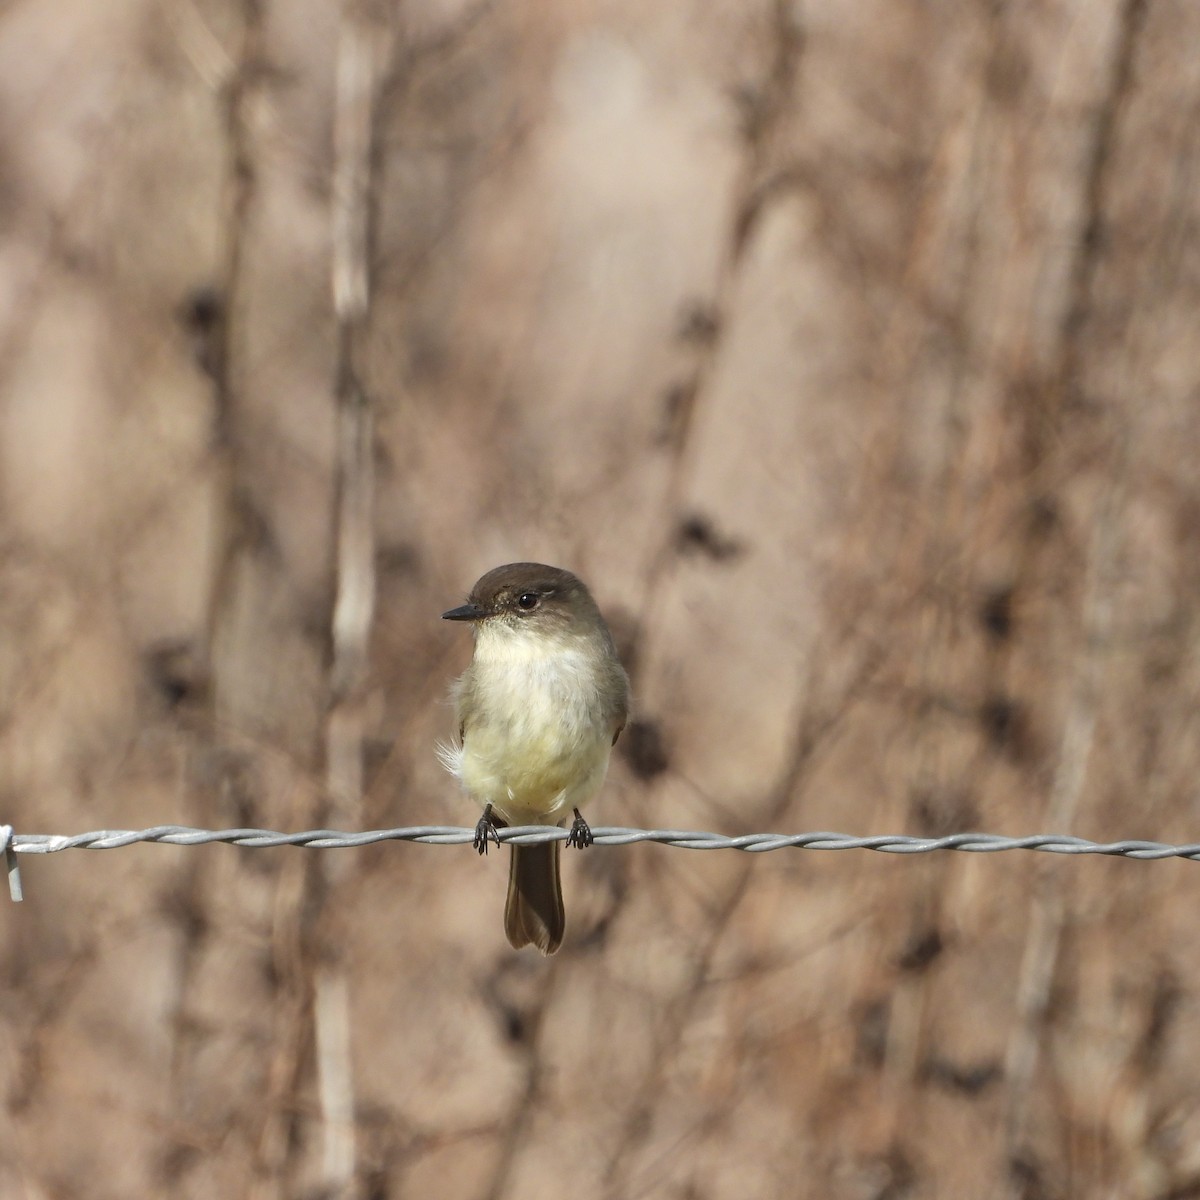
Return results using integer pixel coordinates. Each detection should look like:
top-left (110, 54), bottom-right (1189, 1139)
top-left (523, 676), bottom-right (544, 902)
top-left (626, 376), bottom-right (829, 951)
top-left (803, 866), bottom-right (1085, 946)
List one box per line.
top-left (504, 842), bottom-right (564, 955)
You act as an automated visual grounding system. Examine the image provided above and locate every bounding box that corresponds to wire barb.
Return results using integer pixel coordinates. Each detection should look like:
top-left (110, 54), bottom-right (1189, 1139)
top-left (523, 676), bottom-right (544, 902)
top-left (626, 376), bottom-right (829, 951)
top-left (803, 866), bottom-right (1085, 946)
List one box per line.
top-left (1, 824), bottom-right (22, 902)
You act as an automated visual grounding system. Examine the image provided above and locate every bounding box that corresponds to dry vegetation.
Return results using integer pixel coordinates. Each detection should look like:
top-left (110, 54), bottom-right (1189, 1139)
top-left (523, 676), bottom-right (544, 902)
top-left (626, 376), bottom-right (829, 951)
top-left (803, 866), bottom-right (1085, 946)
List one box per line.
top-left (1, 0), bottom-right (1199, 1197)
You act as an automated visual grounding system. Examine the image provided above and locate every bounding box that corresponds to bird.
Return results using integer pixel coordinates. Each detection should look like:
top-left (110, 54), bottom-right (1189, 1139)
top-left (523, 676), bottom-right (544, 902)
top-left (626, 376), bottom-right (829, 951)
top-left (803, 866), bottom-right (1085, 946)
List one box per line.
top-left (440, 562), bottom-right (630, 954)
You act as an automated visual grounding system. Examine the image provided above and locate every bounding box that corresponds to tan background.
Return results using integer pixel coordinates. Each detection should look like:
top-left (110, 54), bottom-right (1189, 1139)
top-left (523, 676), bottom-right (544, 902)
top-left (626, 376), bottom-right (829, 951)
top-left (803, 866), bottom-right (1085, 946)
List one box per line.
top-left (2, 1), bottom-right (1200, 1197)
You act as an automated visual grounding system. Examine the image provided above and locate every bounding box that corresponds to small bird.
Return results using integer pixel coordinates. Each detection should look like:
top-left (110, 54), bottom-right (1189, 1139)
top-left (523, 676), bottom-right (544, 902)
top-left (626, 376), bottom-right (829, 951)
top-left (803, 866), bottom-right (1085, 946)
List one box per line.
top-left (440, 563), bottom-right (630, 954)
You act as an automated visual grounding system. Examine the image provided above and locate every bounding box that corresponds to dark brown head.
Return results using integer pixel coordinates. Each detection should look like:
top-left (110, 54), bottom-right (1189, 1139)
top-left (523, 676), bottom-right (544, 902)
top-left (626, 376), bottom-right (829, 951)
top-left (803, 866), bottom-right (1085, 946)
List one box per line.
top-left (442, 563), bottom-right (605, 640)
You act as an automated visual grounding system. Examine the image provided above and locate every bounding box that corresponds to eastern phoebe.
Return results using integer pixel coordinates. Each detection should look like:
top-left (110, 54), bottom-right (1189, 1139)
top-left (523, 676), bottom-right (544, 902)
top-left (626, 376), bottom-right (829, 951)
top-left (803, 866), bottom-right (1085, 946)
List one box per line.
top-left (440, 563), bottom-right (630, 954)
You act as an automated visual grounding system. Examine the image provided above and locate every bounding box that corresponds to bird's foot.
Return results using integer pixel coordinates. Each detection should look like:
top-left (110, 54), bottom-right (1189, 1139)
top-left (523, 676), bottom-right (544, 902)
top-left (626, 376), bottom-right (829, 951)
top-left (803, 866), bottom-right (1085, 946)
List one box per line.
top-left (566, 807), bottom-right (593, 849)
top-left (473, 804), bottom-right (505, 856)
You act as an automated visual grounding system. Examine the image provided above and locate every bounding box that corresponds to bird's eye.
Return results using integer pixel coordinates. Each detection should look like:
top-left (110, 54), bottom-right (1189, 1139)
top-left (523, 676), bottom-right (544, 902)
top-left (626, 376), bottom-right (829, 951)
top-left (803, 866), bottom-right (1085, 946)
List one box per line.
top-left (517, 592), bottom-right (540, 610)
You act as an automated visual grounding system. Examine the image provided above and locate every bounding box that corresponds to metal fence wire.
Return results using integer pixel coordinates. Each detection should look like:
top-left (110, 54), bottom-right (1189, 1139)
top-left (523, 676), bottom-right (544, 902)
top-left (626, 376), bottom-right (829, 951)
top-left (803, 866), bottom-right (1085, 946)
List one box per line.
top-left (3, 822), bottom-right (1199, 903)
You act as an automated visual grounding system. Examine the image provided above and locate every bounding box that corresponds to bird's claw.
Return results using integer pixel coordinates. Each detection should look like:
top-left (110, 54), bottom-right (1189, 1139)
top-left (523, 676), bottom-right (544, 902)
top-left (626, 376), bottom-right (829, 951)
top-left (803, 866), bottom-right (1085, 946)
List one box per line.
top-left (474, 805), bottom-right (503, 855)
top-left (566, 807), bottom-right (593, 849)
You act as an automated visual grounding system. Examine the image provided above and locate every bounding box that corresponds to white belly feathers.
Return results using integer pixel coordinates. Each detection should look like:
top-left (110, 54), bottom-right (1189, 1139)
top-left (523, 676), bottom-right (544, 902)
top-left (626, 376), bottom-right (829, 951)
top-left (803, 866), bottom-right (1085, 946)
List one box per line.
top-left (444, 638), bottom-right (616, 824)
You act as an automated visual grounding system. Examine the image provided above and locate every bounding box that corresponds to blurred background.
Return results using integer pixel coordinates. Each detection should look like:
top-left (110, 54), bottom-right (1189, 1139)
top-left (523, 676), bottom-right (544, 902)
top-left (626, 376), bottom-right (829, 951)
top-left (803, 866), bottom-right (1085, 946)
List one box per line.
top-left (1, 0), bottom-right (1199, 1196)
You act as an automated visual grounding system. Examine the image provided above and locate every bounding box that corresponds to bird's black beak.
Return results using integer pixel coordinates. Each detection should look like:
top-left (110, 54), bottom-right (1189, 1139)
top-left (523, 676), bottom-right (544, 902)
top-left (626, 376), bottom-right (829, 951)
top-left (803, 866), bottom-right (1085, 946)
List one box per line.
top-left (442, 603), bottom-right (487, 622)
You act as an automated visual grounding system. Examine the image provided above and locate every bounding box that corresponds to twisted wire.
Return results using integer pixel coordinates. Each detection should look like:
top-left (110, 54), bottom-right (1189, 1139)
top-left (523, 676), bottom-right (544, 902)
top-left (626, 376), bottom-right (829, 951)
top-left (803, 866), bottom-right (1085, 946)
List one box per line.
top-left (7, 824), bottom-right (1200, 860)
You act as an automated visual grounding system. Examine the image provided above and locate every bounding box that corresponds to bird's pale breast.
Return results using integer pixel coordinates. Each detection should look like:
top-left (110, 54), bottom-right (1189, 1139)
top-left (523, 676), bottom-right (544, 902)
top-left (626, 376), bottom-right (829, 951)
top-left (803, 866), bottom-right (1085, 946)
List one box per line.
top-left (455, 638), bottom-right (616, 824)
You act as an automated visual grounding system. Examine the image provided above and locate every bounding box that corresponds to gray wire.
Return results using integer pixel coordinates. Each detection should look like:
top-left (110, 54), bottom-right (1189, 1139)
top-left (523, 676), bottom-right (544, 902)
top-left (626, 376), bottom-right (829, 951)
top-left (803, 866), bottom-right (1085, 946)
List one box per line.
top-left (8, 824), bottom-right (1200, 860)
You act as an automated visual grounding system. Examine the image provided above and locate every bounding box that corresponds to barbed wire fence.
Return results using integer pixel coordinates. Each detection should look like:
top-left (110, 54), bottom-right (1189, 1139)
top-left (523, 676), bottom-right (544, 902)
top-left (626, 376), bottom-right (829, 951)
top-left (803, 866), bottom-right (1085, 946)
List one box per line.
top-left (4, 821), bottom-right (1199, 904)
